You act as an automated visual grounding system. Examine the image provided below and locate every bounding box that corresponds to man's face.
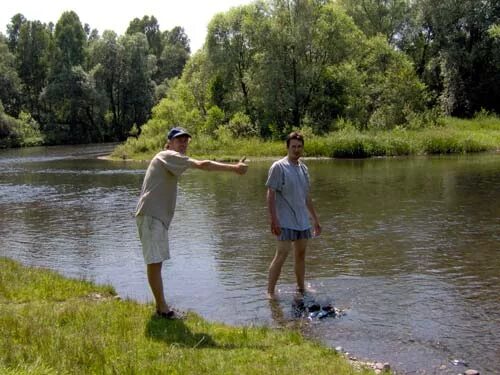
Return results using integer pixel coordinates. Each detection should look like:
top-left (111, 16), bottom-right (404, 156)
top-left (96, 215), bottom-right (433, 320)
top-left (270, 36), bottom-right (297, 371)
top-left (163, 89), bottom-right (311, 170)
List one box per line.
top-left (287, 138), bottom-right (304, 161)
top-left (169, 135), bottom-right (191, 154)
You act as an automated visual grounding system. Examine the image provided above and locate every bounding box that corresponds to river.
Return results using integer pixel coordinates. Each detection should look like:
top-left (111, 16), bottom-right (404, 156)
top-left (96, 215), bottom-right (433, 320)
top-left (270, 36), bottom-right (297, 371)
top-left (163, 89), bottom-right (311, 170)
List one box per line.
top-left (0, 144), bottom-right (498, 374)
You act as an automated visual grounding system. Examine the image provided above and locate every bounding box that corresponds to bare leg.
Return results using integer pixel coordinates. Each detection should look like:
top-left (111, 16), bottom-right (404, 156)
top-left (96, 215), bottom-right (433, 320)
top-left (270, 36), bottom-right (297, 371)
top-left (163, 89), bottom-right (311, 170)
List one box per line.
top-left (147, 262), bottom-right (169, 313)
top-left (267, 240), bottom-right (292, 297)
top-left (293, 239), bottom-right (308, 294)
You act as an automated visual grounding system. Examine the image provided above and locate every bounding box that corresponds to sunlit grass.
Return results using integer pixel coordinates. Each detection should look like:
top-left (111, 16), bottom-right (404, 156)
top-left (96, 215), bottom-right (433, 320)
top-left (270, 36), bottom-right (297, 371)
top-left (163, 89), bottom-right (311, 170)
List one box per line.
top-left (0, 257), bottom-right (375, 374)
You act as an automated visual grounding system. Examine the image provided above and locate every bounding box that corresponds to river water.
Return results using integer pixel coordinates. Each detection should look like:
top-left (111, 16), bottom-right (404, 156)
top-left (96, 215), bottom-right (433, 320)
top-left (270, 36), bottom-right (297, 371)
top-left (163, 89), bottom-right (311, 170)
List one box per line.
top-left (0, 144), bottom-right (499, 374)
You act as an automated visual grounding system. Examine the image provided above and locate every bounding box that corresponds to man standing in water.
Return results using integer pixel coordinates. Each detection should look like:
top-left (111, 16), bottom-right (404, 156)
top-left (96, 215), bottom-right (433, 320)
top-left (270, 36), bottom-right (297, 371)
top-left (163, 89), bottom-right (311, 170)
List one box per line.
top-left (136, 127), bottom-right (248, 318)
top-left (266, 131), bottom-right (321, 298)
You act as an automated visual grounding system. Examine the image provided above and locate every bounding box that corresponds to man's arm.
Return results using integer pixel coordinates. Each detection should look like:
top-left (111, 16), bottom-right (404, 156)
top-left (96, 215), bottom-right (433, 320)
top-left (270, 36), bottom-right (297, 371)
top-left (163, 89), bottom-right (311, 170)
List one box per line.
top-left (190, 156), bottom-right (248, 175)
top-left (306, 195), bottom-right (321, 236)
top-left (267, 188), bottom-right (281, 236)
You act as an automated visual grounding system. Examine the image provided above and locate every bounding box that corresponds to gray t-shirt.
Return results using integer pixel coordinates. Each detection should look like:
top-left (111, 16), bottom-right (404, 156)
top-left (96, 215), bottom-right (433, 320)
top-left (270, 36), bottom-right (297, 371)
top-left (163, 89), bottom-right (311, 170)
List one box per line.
top-left (135, 150), bottom-right (193, 228)
top-left (265, 157), bottom-right (311, 231)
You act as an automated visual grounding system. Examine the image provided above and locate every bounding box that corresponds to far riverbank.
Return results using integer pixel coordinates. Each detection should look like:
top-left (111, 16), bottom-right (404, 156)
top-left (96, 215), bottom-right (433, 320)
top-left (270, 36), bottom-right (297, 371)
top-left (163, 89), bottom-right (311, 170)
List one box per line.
top-left (110, 116), bottom-right (500, 161)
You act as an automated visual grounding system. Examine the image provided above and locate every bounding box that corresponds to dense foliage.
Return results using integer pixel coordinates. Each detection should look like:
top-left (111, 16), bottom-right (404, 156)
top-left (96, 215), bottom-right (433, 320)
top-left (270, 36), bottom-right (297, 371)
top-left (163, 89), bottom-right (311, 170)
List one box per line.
top-left (0, 13), bottom-right (190, 147)
top-left (1, 0), bottom-right (499, 149)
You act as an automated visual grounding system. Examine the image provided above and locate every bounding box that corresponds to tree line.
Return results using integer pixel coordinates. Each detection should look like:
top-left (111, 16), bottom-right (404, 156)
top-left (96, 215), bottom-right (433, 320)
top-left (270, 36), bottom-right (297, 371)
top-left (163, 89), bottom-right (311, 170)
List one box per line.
top-left (1, 0), bottom-right (499, 149)
top-left (0, 12), bottom-right (190, 147)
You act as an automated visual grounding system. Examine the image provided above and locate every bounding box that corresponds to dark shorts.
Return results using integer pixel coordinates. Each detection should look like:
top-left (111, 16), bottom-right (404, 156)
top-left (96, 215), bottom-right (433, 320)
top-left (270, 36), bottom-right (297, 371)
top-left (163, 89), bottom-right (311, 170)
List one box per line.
top-left (278, 228), bottom-right (312, 241)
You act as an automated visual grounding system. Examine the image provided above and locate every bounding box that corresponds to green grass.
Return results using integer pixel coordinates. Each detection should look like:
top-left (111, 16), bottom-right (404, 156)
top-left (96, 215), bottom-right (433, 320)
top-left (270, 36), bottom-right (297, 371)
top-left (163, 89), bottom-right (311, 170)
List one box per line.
top-left (110, 116), bottom-right (500, 161)
top-left (0, 257), bottom-right (375, 374)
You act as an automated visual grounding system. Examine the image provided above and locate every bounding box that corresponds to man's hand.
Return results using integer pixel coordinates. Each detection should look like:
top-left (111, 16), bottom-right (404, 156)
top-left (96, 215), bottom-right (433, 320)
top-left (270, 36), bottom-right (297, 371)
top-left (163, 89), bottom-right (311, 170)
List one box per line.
top-left (313, 222), bottom-right (322, 237)
top-left (235, 156), bottom-right (248, 175)
top-left (271, 218), bottom-right (281, 236)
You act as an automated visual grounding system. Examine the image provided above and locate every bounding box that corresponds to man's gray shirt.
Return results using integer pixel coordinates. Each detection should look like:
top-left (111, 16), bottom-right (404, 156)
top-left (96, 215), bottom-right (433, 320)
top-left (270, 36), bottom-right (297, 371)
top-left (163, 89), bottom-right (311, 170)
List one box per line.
top-left (265, 157), bottom-right (311, 231)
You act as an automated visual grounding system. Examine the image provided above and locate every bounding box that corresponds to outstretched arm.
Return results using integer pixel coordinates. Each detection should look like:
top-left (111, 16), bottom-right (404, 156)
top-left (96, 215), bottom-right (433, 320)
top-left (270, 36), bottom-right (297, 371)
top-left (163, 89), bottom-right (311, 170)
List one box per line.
top-left (306, 195), bottom-right (321, 236)
top-left (191, 156), bottom-right (248, 175)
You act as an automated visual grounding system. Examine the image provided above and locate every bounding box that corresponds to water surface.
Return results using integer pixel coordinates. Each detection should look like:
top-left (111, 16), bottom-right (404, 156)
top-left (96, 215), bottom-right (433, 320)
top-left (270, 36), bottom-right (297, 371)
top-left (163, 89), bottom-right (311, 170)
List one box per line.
top-left (1, 145), bottom-right (498, 374)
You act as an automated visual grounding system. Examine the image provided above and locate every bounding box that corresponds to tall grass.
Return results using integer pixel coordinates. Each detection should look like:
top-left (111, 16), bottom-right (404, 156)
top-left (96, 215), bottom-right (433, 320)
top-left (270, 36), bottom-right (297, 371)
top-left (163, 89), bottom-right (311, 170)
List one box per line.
top-left (110, 116), bottom-right (500, 161)
top-left (0, 257), bottom-right (375, 375)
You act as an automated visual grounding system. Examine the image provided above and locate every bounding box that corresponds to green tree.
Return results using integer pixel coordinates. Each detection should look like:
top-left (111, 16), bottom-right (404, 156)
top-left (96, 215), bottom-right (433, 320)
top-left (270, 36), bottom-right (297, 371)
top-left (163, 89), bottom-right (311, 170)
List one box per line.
top-left (42, 11), bottom-right (105, 143)
top-left (206, 3), bottom-right (266, 126)
top-left (157, 26), bottom-right (191, 82)
top-left (126, 15), bottom-right (162, 57)
top-left (119, 33), bottom-right (155, 139)
top-left (0, 34), bottom-right (21, 116)
top-left (257, 0), bottom-right (365, 133)
top-left (87, 30), bottom-right (124, 139)
top-left (202, 0), bottom-right (428, 135)
top-left (15, 20), bottom-right (51, 118)
top-left (398, 0), bottom-right (500, 116)
top-left (6, 13), bottom-right (27, 51)
top-left (52, 11), bottom-right (86, 71)
top-left (338, 0), bottom-right (410, 45)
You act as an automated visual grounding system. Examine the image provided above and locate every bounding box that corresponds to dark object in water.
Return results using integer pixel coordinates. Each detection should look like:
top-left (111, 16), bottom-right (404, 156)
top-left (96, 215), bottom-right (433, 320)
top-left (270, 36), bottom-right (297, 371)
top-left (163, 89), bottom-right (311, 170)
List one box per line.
top-left (292, 300), bottom-right (345, 320)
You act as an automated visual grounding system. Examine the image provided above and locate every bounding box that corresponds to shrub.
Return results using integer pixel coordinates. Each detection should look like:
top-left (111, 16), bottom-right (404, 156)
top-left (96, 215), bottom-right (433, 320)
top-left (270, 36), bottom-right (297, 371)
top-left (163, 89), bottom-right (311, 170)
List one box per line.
top-left (227, 112), bottom-right (259, 138)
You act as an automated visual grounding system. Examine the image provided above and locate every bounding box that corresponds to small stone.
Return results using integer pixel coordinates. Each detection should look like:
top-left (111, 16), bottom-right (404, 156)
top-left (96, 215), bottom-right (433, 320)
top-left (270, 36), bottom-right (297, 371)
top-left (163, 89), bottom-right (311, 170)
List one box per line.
top-left (452, 359), bottom-right (468, 366)
top-left (375, 362), bottom-right (385, 370)
top-left (383, 362), bottom-right (391, 371)
top-left (464, 370), bottom-right (480, 375)
top-left (439, 364), bottom-right (447, 370)
top-left (334, 346), bottom-right (344, 353)
top-left (349, 356), bottom-right (357, 361)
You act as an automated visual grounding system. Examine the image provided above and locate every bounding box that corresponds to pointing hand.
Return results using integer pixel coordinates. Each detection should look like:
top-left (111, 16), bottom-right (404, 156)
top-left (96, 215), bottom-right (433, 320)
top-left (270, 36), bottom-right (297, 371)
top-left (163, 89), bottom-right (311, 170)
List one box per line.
top-left (236, 156), bottom-right (248, 175)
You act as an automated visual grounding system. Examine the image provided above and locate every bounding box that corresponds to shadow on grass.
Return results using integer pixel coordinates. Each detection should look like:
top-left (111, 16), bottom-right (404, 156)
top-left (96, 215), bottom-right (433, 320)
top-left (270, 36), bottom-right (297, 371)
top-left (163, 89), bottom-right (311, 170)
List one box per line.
top-left (146, 316), bottom-right (219, 348)
top-left (145, 315), bottom-right (267, 351)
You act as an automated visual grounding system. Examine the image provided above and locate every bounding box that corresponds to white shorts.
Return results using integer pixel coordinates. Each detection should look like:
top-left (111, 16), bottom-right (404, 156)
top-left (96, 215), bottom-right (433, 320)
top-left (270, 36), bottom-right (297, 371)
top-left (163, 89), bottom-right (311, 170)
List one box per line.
top-left (136, 215), bottom-right (170, 264)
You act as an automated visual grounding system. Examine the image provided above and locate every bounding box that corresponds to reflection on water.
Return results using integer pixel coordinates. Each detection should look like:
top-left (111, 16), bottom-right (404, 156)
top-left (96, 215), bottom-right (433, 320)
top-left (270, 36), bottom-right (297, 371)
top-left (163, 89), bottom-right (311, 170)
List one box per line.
top-left (0, 145), bottom-right (499, 374)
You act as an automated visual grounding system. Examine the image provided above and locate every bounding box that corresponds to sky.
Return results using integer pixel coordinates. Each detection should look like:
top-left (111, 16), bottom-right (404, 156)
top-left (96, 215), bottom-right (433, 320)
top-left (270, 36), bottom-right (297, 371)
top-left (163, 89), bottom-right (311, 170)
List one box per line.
top-left (1, 0), bottom-right (252, 52)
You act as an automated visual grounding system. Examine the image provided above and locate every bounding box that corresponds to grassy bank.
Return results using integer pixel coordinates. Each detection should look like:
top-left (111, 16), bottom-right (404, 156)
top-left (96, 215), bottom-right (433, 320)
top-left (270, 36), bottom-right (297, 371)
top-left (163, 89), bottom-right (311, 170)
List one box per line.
top-left (110, 116), bottom-right (500, 161)
top-left (0, 257), bottom-right (374, 374)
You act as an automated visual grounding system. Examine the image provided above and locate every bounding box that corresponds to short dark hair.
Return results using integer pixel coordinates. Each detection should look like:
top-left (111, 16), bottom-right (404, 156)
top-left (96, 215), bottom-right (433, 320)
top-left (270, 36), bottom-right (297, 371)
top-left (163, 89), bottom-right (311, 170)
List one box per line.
top-left (286, 131), bottom-right (304, 147)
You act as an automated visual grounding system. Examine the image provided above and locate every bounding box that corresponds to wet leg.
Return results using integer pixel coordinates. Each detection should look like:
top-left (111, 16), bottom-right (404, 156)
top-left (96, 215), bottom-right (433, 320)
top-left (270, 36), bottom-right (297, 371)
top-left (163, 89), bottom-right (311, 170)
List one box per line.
top-left (267, 240), bottom-right (292, 297)
top-left (293, 239), bottom-right (308, 294)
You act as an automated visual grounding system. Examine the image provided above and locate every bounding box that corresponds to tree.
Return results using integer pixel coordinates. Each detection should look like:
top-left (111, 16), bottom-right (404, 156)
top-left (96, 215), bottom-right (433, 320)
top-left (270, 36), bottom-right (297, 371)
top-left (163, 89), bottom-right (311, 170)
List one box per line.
top-left (52, 11), bottom-right (87, 71)
top-left (398, 0), bottom-right (500, 116)
top-left (88, 30), bottom-right (124, 138)
top-left (118, 33), bottom-right (155, 139)
top-left (0, 34), bottom-right (21, 116)
top-left (338, 0), bottom-right (410, 45)
top-left (206, 3), bottom-right (265, 125)
top-left (42, 11), bottom-right (103, 143)
top-left (126, 15), bottom-right (162, 57)
top-left (157, 26), bottom-right (191, 82)
top-left (15, 20), bottom-right (51, 118)
top-left (257, 0), bottom-right (365, 133)
top-left (6, 13), bottom-right (27, 51)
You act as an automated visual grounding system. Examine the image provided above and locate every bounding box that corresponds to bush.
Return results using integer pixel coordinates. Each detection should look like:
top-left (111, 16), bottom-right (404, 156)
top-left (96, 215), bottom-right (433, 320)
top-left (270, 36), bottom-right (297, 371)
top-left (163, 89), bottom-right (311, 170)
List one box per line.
top-left (203, 106), bottom-right (225, 136)
top-left (0, 108), bottom-right (44, 148)
top-left (227, 112), bottom-right (259, 138)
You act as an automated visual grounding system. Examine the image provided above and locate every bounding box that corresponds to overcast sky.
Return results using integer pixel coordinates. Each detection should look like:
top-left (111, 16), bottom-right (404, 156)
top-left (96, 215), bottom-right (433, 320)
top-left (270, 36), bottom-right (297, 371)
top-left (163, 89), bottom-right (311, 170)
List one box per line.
top-left (1, 0), bottom-right (252, 52)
